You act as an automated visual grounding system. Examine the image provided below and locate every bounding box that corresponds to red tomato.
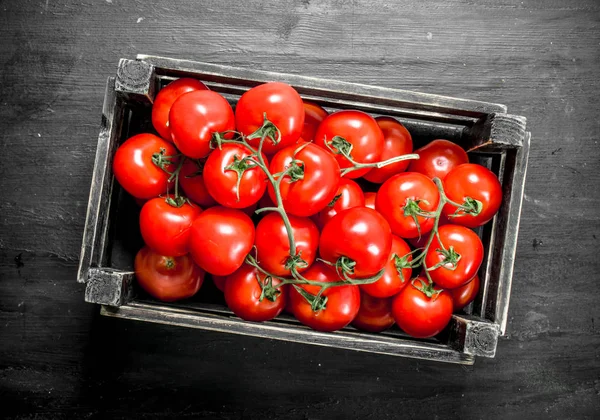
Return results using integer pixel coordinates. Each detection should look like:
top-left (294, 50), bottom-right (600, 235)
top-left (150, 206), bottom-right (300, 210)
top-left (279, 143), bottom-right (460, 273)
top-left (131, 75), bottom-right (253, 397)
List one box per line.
top-left (451, 275), bottom-right (480, 312)
top-left (301, 101), bottom-right (328, 141)
top-left (152, 78), bottom-right (208, 141)
top-left (442, 163), bottom-right (502, 228)
top-left (351, 292), bottom-right (395, 333)
top-left (316, 178), bottom-right (364, 229)
top-left (134, 246), bottom-right (204, 302)
top-left (169, 90), bottom-right (235, 158)
top-left (212, 275), bottom-right (227, 292)
top-left (188, 207), bottom-right (255, 276)
top-left (139, 198), bottom-right (202, 257)
top-left (376, 172), bottom-right (440, 239)
top-left (235, 82), bottom-right (304, 154)
top-left (319, 207), bottom-right (392, 277)
top-left (364, 192), bottom-right (376, 210)
top-left (179, 158), bottom-right (217, 208)
top-left (314, 110), bottom-right (384, 179)
top-left (268, 142), bottom-right (340, 217)
top-left (360, 235), bottom-right (412, 298)
top-left (392, 278), bottom-right (453, 338)
top-left (289, 262), bottom-right (360, 332)
top-left (363, 117), bottom-right (414, 183)
top-left (406, 213), bottom-right (451, 249)
top-left (407, 139), bottom-right (468, 180)
top-left (113, 133), bottom-right (177, 199)
top-left (425, 224), bottom-right (483, 289)
top-left (203, 143), bottom-right (268, 209)
top-left (224, 264), bottom-right (286, 322)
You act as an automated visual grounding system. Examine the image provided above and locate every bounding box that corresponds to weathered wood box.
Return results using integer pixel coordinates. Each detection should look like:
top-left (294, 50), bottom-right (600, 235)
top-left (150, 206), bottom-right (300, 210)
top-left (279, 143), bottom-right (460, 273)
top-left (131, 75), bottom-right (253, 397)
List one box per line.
top-left (78, 55), bottom-right (530, 365)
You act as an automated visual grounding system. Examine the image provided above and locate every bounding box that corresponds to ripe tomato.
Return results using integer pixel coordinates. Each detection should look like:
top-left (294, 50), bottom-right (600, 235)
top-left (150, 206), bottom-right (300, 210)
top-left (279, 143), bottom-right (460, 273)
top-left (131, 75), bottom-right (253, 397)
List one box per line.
top-left (235, 82), bottom-right (304, 154)
top-left (134, 246), bottom-right (204, 302)
top-left (139, 198), bottom-right (202, 257)
top-left (319, 207), bottom-right (392, 277)
top-left (314, 110), bottom-right (384, 179)
top-left (360, 235), bottom-right (412, 298)
top-left (224, 264), bottom-right (286, 322)
top-left (268, 142), bottom-right (340, 217)
top-left (425, 224), bottom-right (483, 289)
top-left (406, 213), bottom-right (451, 249)
top-left (152, 78), bottom-right (208, 141)
top-left (113, 133), bottom-right (177, 199)
top-left (203, 143), bottom-right (268, 209)
top-left (188, 207), bottom-right (255, 276)
top-left (169, 90), bottom-right (235, 158)
top-left (392, 278), bottom-right (453, 338)
top-left (254, 212), bottom-right (319, 276)
top-left (407, 139), bottom-right (468, 181)
top-left (179, 158), bottom-right (217, 208)
top-left (442, 163), bottom-right (502, 228)
top-left (289, 262), bottom-right (360, 332)
top-left (301, 101), bottom-right (328, 141)
top-left (364, 192), bottom-right (376, 210)
top-left (351, 291), bottom-right (395, 333)
top-left (363, 117), bottom-right (413, 183)
top-left (451, 274), bottom-right (480, 312)
top-left (376, 172), bottom-right (440, 239)
top-left (316, 178), bottom-right (364, 228)
top-left (212, 275), bottom-right (227, 292)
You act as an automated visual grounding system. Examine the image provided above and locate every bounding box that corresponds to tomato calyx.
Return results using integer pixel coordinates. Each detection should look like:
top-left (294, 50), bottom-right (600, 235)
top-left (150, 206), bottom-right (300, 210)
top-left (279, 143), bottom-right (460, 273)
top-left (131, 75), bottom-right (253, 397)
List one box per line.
top-left (246, 113), bottom-right (281, 146)
top-left (256, 274), bottom-right (281, 303)
top-left (449, 196), bottom-right (483, 218)
top-left (335, 255), bottom-right (356, 278)
top-left (224, 154), bottom-right (260, 202)
top-left (427, 245), bottom-right (462, 272)
top-left (392, 253), bottom-right (413, 283)
top-left (402, 198), bottom-right (435, 238)
top-left (152, 147), bottom-right (180, 174)
top-left (293, 284), bottom-right (328, 312)
top-left (284, 253), bottom-right (309, 272)
top-left (411, 277), bottom-right (443, 299)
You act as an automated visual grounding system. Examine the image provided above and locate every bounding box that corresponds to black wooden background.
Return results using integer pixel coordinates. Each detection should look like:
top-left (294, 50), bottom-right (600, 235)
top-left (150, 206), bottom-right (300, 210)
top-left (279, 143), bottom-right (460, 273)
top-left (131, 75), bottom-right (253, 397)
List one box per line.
top-left (1, 0), bottom-right (599, 418)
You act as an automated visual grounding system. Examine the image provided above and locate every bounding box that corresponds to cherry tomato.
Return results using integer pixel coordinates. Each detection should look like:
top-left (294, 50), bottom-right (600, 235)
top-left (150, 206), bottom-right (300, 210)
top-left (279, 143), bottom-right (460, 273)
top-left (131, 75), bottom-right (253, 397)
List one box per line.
top-left (351, 292), bottom-right (395, 333)
top-left (113, 133), bottom-right (177, 199)
top-left (363, 117), bottom-right (413, 183)
top-left (235, 82), bottom-right (304, 154)
top-left (407, 139), bottom-right (468, 181)
top-left (188, 207), bottom-right (255, 276)
top-left (364, 192), bottom-right (376, 210)
top-left (392, 278), bottom-right (453, 338)
top-left (152, 78), bottom-right (208, 141)
top-left (268, 142), bottom-right (341, 217)
top-left (139, 198), bottom-right (202, 257)
top-left (169, 90), bottom-right (235, 158)
top-left (289, 262), bottom-right (360, 332)
top-left (254, 212), bottom-right (319, 276)
top-left (301, 101), bottom-right (328, 141)
top-left (316, 178), bottom-right (364, 228)
top-left (179, 158), bottom-right (217, 208)
top-left (203, 143), bottom-right (268, 209)
top-left (224, 264), bottom-right (286, 322)
top-left (360, 235), bottom-right (412, 298)
top-left (320, 207), bottom-right (392, 277)
top-left (212, 275), bottom-right (227, 292)
top-left (451, 275), bottom-right (480, 312)
top-left (425, 224), bottom-right (483, 289)
top-left (442, 163), bottom-right (502, 228)
top-left (376, 172), bottom-right (440, 239)
top-left (314, 110), bottom-right (384, 179)
top-left (134, 246), bottom-right (204, 302)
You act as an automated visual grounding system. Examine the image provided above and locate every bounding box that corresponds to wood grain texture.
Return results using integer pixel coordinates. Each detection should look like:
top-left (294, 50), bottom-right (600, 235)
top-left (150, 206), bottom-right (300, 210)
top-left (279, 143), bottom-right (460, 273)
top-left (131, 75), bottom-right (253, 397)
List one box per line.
top-left (1, 0), bottom-right (599, 419)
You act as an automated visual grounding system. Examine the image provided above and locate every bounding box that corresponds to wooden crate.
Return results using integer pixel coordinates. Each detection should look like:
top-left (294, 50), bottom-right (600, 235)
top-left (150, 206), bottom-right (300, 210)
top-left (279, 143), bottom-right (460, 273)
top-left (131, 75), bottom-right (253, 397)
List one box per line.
top-left (78, 55), bottom-right (530, 365)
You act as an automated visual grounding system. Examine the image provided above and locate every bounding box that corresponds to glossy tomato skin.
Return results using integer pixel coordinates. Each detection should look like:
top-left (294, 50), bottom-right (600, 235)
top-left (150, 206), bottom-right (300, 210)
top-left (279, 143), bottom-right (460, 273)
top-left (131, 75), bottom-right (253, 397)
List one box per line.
top-left (442, 163), bottom-right (502, 228)
top-left (451, 275), bottom-right (480, 312)
top-left (360, 235), bottom-right (412, 298)
top-left (316, 178), bottom-right (364, 228)
top-left (425, 224), bottom-right (483, 289)
top-left (363, 117), bottom-right (414, 183)
top-left (376, 172), bottom-right (440, 239)
top-left (139, 198), bottom-right (202, 257)
top-left (152, 78), bottom-right (208, 141)
top-left (236, 82), bottom-right (305, 154)
top-left (169, 90), bottom-right (235, 158)
top-left (179, 158), bottom-right (217, 208)
top-left (203, 143), bottom-right (268, 209)
top-left (314, 110), bottom-right (384, 179)
top-left (392, 278), bottom-right (453, 338)
top-left (113, 134), bottom-right (177, 199)
top-left (268, 142), bottom-right (340, 217)
top-left (134, 246), bottom-right (204, 302)
top-left (289, 262), bottom-right (360, 332)
top-left (407, 139), bottom-right (468, 181)
top-left (320, 207), bottom-right (392, 277)
top-left (188, 207), bottom-right (255, 276)
top-left (351, 291), bottom-right (395, 333)
top-left (301, 101), bottom-right (329, 141)
top-left (364, 192), bottom-right (376, 210)
top-left (212, 275), bottom-right (227, 292)
top-left (224, 264), bottom-right (286, 322)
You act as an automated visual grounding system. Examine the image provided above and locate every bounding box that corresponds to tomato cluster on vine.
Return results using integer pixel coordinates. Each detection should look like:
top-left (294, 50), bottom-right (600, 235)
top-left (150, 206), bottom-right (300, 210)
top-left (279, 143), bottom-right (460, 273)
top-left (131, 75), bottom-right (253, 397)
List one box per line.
top-left (113, 78), bottom-right (502, 339)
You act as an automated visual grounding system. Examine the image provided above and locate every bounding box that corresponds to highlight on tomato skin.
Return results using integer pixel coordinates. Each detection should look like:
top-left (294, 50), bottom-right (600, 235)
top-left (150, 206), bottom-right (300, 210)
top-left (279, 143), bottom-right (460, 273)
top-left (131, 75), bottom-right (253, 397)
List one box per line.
top-left (407, 139), bottom-right (468, 181)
